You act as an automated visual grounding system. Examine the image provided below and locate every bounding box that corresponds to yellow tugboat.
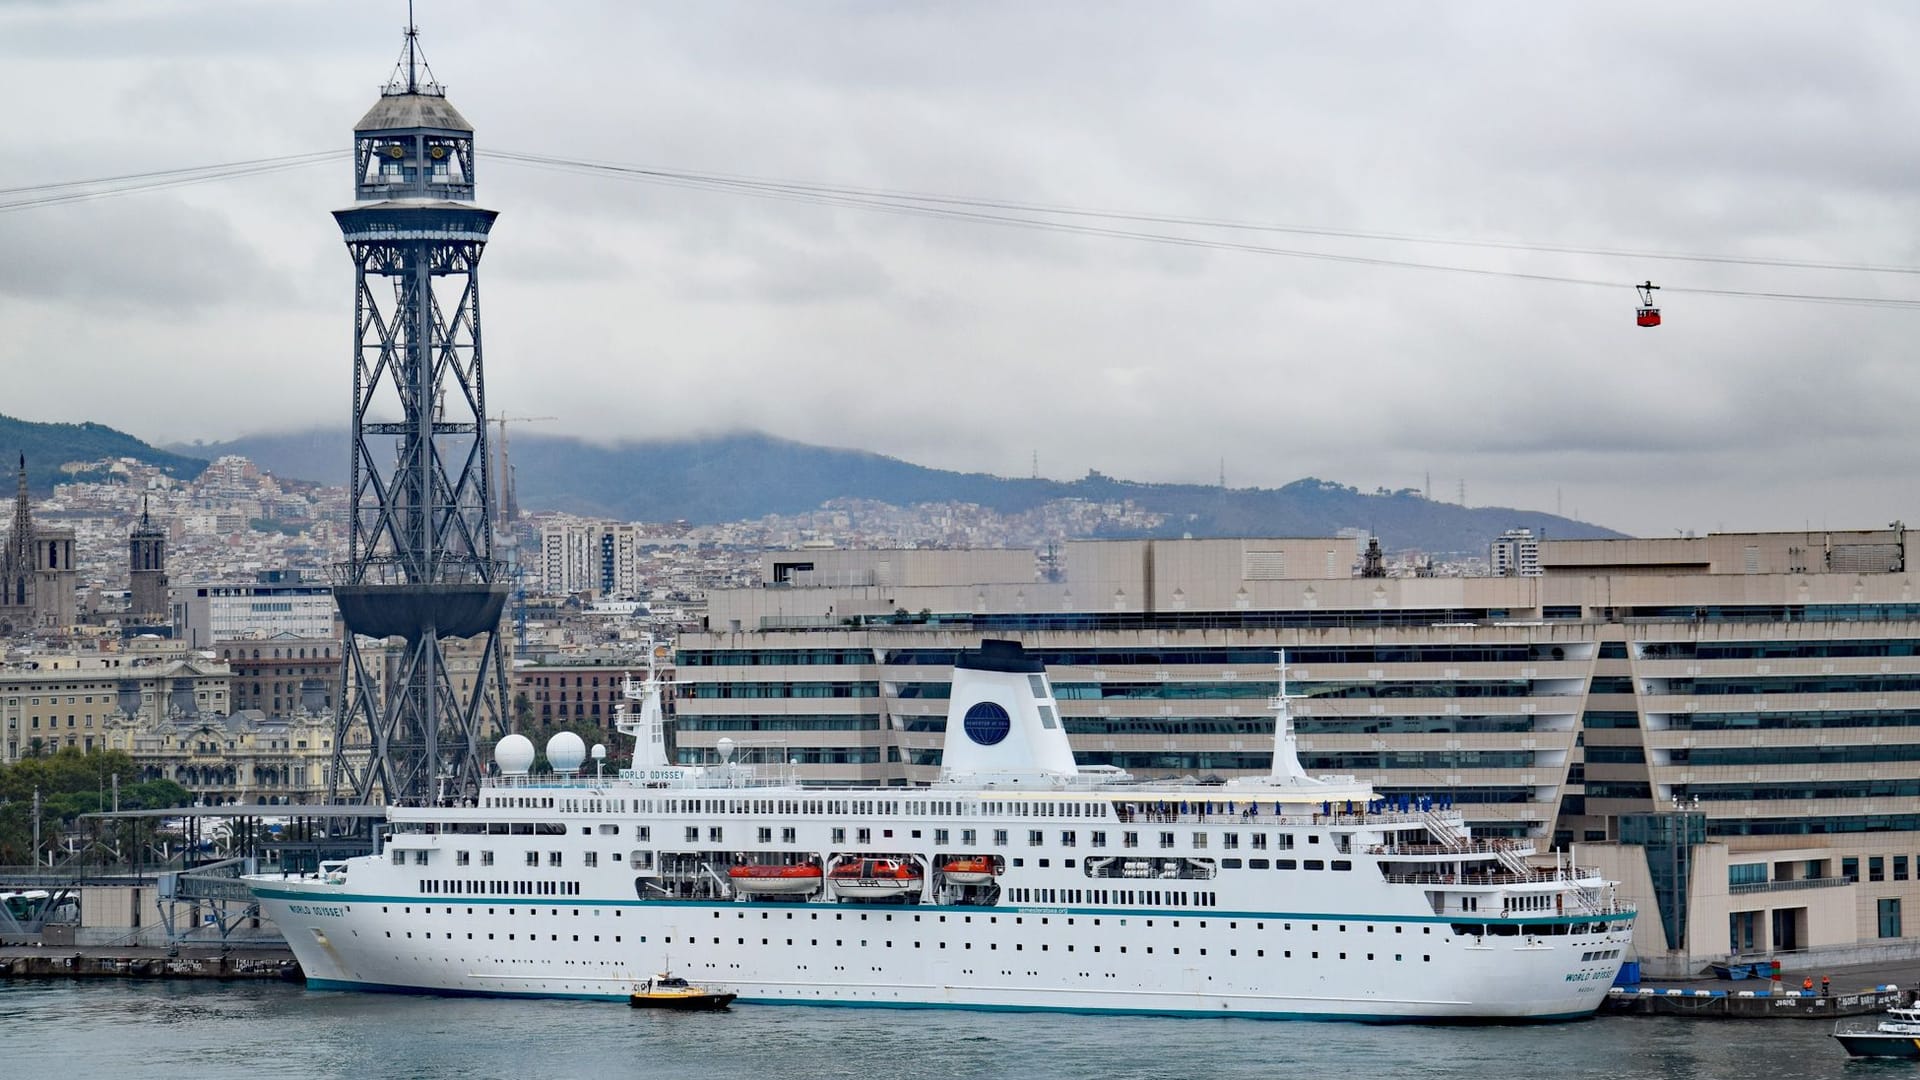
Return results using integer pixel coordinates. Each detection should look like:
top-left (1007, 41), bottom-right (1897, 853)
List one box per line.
top-left (628, 973), bottom-right (737, 1011)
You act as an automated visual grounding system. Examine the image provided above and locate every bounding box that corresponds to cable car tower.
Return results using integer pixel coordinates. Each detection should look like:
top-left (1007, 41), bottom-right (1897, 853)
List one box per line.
top-left (1636, 280), bottom-right (1662, 327)
top-left (328, 18), bottom-right (510, 806)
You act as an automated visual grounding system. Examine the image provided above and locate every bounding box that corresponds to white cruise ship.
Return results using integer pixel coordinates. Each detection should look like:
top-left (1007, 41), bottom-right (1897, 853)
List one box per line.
top-left (247, 640), bottom-right (1634, 1021)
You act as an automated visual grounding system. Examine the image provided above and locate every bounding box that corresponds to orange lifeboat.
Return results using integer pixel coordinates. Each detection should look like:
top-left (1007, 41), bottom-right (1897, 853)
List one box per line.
top-left (941, 857), bottom-right (997, 885)
top-left (827, 858), bottom-right (923, 899)
top-left (728, 863), bottom-right (824, 896)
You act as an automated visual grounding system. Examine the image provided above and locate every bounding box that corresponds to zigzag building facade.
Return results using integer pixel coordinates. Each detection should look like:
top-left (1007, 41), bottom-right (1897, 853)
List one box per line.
top-left (674, 529), bottom-right (1920, 971)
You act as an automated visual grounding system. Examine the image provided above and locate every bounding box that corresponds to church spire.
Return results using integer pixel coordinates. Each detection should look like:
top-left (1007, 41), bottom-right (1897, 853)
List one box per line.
top-left (11, 454), bottom-right (29, 553)
top-left (6, 454), bottom-right (29, 610)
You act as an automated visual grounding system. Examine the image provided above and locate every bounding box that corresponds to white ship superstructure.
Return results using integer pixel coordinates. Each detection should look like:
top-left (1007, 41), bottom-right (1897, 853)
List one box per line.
top-left (247, 640), bottom-right (1634, 1020)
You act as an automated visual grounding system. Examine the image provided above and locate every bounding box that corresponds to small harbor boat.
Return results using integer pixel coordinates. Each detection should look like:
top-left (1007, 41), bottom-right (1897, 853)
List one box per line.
top-left (728, 863), bottom-right (824, 896)
top-left (1832, 998), bottom-right (1920, 1057)
top-left (827, 858), bottom-right (923, 899)
top-left (940, 857), bottom-right (996, 885)
top-left (629, 973), bottom-right (736, 1011)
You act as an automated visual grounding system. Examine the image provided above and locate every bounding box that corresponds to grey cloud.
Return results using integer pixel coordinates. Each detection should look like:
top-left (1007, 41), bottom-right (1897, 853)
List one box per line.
top-left (0, 195), bottom-right (289, 311)
top-left (4, 1), bottom-right (1920, 538)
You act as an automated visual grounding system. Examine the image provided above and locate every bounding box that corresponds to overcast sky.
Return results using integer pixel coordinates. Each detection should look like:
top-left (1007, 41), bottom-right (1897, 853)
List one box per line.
top-left (2, 1), bottom-right (1918, 538)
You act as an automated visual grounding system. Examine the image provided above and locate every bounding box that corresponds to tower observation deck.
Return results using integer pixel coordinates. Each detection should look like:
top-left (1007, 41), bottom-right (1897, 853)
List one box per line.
top-left (329, 23), bottom-right (509, 806)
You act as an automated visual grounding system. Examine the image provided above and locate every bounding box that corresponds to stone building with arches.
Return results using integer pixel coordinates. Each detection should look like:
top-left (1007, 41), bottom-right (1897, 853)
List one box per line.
top-left (112, 707), bottom-right (341, 806)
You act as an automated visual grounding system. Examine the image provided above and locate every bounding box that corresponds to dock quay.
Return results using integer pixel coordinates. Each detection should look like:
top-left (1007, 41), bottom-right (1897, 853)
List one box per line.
top-left (0, 945), bottom-right (300, 983)
top-left (1605, 984), bottom-right (1902, 1018)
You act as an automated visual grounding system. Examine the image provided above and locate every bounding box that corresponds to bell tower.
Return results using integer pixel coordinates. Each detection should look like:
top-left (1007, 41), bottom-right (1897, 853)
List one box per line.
top-left (129, 497), bottom-right (169, 627)
top-left (329, 18), bottom-right (509, 806)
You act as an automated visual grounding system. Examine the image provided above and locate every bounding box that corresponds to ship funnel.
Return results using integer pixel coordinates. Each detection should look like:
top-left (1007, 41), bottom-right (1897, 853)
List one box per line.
top-left (937, 639), bottom-right (1079, 786)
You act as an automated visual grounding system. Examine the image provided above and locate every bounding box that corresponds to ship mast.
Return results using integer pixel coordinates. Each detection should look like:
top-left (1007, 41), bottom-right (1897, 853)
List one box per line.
top-left (1268, 651), bottom-right (1311, 781)
top-left (616, 638), bottom-right (672, 769)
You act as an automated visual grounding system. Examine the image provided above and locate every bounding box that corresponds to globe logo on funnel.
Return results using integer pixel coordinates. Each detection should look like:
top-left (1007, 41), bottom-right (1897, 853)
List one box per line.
top-left (963, 701), bottom-right (1011, 746)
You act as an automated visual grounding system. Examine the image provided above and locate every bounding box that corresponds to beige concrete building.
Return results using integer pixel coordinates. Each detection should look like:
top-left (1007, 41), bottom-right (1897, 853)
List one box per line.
top-left (215, 634), bottom-right (339, 717)
top-left (0, 638), bottom-right (230, 762)
top-left (674, 528), bottom-right (1920, 972)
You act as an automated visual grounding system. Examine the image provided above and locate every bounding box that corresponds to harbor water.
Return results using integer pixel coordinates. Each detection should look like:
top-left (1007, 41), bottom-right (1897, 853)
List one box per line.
top-left (0, 979), bottom-right (1870, 1080)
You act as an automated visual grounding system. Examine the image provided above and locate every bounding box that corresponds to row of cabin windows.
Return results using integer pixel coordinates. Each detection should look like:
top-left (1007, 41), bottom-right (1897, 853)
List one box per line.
top-left (389, 902), bottom-right (1471, 941)
top-left (418, 879), bottom-right (581, 897)
top-left (819, 826), bottom-right (1312, 850)
top-left (376, 903), bottom-right (628, 943)
top-left (1008, 887), bottom-right (1218, 907)
top-left (365, 902), bottom-right (1506, 963)
top-left (398, 849), bottom-right (624, 869)
top-left (384, 904), bottom-right (625, 918)
top-left (698, 908), bottom-right (1474, 944)
top-left (407, 824), bottom-right (1325, 855)
top-left (1217, 858), bottom-right (1352, 871)
top-left (477, 796), bottom-right (1372, 825)
top-left (666, 932), bottom-right (1432, 964)
top-left (395, 821), bottom-right (570, 836)
top-left (608, 798), bottom-right (1116, 819)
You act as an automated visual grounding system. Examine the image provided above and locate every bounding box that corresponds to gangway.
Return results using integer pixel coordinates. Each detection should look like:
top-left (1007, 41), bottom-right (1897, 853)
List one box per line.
top-left (159, 857), bottom-right (261, 945)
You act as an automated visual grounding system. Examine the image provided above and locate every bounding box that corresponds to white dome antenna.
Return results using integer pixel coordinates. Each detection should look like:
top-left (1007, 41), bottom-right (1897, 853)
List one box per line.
top-left (495, 733), bottom-right (534, 776)
top-left (546, 731), bottom-right (586, 775)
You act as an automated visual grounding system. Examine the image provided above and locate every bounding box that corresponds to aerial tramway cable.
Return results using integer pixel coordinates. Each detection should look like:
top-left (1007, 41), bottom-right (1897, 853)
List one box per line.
top-left (5, 147), bottom-right (1919, 312)
top-left (486, 149), bottom-right (1920, 280)
top-left (0, 151), bottom-right (337, 214)
top-left (485, 149), bottom-right (1920, 311)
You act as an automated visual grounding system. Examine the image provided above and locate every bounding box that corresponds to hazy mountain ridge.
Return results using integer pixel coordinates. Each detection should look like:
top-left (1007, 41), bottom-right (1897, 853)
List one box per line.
top-left (177, 429), bottom-right (1625, 553)
top-left (0, 415), bottom-right (207, 492)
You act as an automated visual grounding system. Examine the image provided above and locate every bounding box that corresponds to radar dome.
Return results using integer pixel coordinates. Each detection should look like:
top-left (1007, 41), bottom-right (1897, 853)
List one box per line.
top-left (495, 733), bottom-right (535, 775)
top-left (717, 736), bottom-right (735, 762)
top-left (591, 743), bottom-right (607, 760)
top-left (546, 731), bottom-right (587, 774)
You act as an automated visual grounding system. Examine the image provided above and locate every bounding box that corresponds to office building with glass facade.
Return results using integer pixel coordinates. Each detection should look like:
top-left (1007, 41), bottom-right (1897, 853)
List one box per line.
top-left (674, 530), bottom-right (1920, 968)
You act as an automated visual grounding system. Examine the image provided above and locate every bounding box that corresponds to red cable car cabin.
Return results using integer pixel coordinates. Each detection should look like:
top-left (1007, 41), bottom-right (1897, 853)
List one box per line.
top-left (1636, 280), bottom-right (1661, 327)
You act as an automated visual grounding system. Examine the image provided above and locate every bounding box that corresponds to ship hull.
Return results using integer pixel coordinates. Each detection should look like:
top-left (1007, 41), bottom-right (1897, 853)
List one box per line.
top-left (252, 880), bottom-right (1629, 1022)
top-left (1834, 1034), bottom-right (1920, 1058)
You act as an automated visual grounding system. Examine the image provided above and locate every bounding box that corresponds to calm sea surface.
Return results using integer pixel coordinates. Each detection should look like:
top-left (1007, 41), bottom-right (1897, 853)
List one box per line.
top-left (0, 979), bottom-right (1879, 1080)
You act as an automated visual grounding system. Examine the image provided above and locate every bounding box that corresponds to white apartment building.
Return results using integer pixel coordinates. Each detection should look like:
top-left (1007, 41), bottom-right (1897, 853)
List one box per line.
top-left (1491, 527), bottom-right (1543, 577)
top-left (540, 521), bottom-right (642, 599)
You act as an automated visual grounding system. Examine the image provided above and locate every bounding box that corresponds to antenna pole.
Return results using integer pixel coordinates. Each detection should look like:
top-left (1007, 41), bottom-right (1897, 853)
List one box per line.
top-left (406, 0), bottom-right (419, 94)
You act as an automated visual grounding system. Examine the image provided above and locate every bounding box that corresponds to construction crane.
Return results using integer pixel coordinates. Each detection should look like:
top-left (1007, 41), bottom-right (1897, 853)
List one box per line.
top-left (491, 413), bottom-right (556, 533)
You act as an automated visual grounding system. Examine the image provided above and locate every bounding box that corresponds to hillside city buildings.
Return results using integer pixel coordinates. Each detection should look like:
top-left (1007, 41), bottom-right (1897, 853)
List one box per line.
top-left (7, 448), bottom-right (1920, 972)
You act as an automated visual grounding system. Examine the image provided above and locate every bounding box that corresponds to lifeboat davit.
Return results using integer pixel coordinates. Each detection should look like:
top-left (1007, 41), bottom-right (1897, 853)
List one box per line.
top-left (728, 864), bottom-right (824, 895)
top-left (941, 857), bottom-right (996, 885)
top-left (828, 858), bottom-right (923, 899)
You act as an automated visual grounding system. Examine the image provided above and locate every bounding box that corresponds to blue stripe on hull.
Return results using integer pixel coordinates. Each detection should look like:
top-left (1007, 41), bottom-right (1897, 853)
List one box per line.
top-left (303, 977), bottom-right (625, 1003)
top-left (250, 885), bottom-right (1633, 929)
top-left (300, 977), bottom-right (1597, 1024)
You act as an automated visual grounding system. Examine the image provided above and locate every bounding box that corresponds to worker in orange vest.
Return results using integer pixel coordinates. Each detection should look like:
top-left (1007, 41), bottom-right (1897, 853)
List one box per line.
top-left (1803, 976), bottom-right (1814, 992)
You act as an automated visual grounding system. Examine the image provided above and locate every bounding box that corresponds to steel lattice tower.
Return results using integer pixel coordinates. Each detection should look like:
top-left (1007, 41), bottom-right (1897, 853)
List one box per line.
top-left (329, 23), bottom-right (509, 806)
